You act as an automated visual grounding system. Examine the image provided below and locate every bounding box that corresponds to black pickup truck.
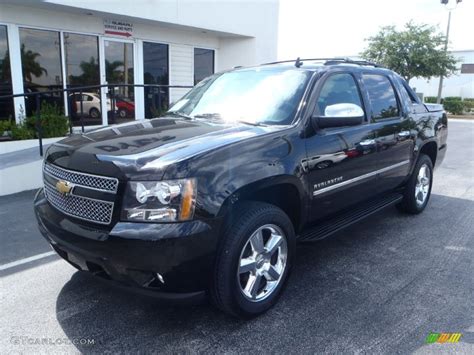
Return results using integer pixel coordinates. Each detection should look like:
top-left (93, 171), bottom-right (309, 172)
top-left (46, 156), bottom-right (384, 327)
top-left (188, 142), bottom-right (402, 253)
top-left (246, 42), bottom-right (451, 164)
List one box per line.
top-left (34, 58), bottom-right (447, 318)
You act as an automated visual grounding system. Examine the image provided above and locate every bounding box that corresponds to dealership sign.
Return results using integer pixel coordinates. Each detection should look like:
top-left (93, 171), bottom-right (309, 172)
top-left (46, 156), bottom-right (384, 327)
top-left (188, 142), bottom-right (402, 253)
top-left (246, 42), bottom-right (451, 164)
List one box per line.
top-left (104, 19), bottom-right (133, 38)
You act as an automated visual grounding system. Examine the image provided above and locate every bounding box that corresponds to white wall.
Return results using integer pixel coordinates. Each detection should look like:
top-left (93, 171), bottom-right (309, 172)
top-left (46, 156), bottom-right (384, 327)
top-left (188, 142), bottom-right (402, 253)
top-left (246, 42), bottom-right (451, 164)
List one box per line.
top-left (169, 44), bottom-right (194, 103)
top-left (0, 0), bottom-right (279, 70)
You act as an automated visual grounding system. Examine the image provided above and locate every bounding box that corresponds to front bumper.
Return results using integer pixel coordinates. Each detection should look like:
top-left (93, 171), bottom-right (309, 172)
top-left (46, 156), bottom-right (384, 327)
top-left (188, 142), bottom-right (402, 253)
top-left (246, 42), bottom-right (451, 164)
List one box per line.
top-left (34, 189), bottom-right (221, 302)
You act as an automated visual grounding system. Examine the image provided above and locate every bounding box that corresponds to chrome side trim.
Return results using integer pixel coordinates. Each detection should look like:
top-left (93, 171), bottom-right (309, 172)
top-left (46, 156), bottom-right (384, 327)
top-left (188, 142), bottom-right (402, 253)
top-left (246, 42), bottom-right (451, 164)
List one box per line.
top-left (313, 160), bottom-right (410, 196)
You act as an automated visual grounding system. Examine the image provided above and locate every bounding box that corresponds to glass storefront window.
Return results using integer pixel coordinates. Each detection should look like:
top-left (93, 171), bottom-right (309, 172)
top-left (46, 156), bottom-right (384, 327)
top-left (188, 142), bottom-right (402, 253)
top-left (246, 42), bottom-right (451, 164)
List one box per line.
top-left (104, 40), bottom-right (134, 123)
top-left (19, 28), bottom-right (64, 116)
top-left (0, 25), bottom-right (14, 122)
top-left (64, 32), bottom-right (101, 126)
top-left (143, 42), bottom-right (169, 118)
top-left (194, 48), bottom-right (214, 85)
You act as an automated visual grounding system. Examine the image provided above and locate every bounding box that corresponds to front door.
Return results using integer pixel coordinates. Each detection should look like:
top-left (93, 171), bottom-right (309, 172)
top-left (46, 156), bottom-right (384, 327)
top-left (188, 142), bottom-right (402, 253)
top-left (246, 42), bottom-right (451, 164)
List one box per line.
top-left (101, 38), bottom-right (136, 124)
top-left (304, 72), bottom-right (379, 222)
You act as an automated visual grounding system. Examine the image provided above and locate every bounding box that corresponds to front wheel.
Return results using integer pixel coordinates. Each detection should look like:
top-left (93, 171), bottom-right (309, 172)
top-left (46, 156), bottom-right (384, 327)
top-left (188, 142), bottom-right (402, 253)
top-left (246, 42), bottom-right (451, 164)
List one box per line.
top-left (211, 202), bottom-right (295, 318)
top-left (397, 154), bottom-right (433, 214)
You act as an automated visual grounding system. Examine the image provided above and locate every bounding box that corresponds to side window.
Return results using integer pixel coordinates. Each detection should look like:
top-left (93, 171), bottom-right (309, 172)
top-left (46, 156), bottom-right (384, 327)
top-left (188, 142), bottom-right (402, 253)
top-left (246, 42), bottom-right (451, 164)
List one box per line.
top-left (400, 81), bottom-right (419, 104)
top-left (363, 74), bottom-right (400, 120)
top-left (317, 73), bottom-right (364, 117)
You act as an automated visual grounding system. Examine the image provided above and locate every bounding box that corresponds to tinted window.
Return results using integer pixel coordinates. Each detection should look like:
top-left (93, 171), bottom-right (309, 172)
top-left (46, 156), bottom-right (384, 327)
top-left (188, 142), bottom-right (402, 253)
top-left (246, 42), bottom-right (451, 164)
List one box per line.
top-left (104, 40), bottom-right (134, 123)
top-left (317, 73), bottom-right (363, 116)
top-left (363, 74), bottom-right (399, 119)
top-left (20, 28), bottom-right (64, 115)
top-left (64, 33), bottom-right (99, 87)
top-left (0, 25), bottom-right (14, 121)
top-left (194, 48), bottom-right (214, 85)
top-left (400, 81), bottom-right (419, 104)
top-left (143, 42), bottom-right (169, 118)
top-left (64, 33), bottom-right (100, 125)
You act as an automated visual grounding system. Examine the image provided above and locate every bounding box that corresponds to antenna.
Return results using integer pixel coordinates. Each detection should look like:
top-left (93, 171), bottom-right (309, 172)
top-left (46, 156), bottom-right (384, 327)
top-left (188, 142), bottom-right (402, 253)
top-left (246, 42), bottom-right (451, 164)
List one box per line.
top-left (295, 57), bottom-right (303, 68)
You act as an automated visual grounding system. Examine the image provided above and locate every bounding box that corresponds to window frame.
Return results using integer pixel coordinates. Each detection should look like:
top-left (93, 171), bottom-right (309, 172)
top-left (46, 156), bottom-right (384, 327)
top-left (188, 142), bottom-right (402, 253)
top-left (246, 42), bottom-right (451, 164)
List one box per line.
top-left (142, 40), bottom-right (170, 118)
top-left (312, 71), bottom-right (367, 125)
top-left (361, 72), bottom-right (402, 122)
top-left (193, 47), bottom-right (215, 85)
top-left (0, 24), bottom-right (14, 121)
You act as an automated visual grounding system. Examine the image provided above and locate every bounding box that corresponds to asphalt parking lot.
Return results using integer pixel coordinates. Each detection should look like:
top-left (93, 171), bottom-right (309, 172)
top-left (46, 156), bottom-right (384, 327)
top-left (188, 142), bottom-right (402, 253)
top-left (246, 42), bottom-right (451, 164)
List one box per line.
top-left (1, 119), bottom-right (473, 353)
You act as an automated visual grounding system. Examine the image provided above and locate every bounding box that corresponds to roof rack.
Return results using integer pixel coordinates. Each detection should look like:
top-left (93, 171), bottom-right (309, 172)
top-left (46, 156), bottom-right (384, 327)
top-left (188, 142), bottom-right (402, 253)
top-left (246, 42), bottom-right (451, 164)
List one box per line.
top-left (261, 57), bottom-right (381, 68)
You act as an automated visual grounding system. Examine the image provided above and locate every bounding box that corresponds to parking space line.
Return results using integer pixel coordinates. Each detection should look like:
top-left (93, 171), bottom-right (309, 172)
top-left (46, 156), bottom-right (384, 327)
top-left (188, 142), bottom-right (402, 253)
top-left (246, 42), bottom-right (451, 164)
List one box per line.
top-left (0, 251), bottom-right (57, 271)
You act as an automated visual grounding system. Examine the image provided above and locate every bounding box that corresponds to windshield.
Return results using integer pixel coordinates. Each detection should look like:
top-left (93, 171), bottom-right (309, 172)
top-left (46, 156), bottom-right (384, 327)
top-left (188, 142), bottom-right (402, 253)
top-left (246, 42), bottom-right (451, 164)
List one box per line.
top-left (168, 68), bottom-right (311, 125)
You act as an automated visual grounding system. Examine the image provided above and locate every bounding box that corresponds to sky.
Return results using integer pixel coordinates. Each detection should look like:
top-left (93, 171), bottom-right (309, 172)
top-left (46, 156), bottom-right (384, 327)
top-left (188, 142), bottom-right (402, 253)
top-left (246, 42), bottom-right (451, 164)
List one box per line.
top-left (277, 0), bottom-right (473, 59)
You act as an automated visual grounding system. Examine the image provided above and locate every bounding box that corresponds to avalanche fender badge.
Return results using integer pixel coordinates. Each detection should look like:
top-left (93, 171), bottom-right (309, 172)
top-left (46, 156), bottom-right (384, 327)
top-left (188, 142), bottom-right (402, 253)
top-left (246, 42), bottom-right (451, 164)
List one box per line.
top-left (313, 176), bottom-right (343, 194)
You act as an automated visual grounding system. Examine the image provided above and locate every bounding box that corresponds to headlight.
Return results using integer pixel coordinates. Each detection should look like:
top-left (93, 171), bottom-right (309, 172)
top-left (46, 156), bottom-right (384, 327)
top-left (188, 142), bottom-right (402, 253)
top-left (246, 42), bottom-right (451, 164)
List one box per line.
top-left (122, 179), bottom-right (196, 222)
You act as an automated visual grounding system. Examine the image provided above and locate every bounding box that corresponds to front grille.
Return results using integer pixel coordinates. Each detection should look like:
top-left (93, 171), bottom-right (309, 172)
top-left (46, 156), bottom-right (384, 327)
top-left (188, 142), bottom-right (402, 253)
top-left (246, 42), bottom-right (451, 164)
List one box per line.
top-left (44, 162), bottom-right (118, 192)
top-left (43, 163), bottom-right (117, 225)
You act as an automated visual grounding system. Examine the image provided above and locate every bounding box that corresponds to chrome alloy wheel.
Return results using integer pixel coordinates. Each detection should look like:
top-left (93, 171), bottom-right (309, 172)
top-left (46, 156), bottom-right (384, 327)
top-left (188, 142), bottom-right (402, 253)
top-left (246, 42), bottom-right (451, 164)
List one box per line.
top-left (237, 224), bottom-right (288, 302)
top-left (415, 163), bottom-right (431, 206)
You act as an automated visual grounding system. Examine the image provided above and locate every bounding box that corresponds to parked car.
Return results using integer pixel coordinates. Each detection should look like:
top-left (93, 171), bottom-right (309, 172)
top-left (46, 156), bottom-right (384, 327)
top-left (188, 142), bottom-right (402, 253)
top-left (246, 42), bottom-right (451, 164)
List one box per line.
top-left (70, 92), bottom-right (116, 119)
top-left (34, 58), bottom-right (447, 318)
top-left (114, 96), bottom-right (135, 118)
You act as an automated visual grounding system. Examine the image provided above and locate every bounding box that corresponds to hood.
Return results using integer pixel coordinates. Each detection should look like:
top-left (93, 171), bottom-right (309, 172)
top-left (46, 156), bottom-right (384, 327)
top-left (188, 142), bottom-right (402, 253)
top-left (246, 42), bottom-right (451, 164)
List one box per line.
top-left (46, 117), bottom-right (285, 180)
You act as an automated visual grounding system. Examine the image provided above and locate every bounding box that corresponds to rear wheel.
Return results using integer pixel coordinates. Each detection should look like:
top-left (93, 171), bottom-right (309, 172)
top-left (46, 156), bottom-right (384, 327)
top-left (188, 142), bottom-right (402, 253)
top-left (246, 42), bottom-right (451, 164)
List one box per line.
top-left (89, 107), bottom-right (100, 119)
top-left (118, 108), bottom-right (128, 118)
top-left (397, 154), bottom-right (433, 214)
top-left (211, 202), bottom-right (295, 318)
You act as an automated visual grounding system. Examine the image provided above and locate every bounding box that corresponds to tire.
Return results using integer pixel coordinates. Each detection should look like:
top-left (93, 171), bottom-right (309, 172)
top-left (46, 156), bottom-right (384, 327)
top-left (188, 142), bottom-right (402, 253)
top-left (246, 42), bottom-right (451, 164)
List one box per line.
top-left (211, 201), bottom-right (295, 318)
top-left (118, 108), bottom-right (128, 118)
top-left (397, 154), bottom-right (433, 214)
top-left (89, 107), bottom-right (100, 119)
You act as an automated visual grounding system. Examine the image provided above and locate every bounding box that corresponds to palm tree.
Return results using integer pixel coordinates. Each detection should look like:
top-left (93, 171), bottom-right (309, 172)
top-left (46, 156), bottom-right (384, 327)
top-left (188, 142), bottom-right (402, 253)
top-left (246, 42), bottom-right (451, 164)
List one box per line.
top-left (20, 44), bottom-right (47, 82)
top-left (68, 57), bottom-right (100, 86)
top-left (105, 60), bottom-right (124, 84)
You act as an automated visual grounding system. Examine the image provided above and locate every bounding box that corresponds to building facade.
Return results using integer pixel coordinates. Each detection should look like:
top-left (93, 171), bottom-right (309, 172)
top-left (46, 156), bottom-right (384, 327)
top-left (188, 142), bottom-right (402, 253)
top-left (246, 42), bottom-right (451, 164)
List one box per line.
top-left (0, 0), bottom-right (279, 126)
top-left (410, 50), bottom-right (474, 100)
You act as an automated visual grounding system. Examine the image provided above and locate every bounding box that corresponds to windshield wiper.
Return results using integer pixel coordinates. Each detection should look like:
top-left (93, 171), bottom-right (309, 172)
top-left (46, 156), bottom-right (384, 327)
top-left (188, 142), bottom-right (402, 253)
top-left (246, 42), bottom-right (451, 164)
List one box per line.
top-left (236, 120), bottom-right (268, 127)
top-left (193, 113), bottom-right (222, 119)
top-left (193, 113), bottom-right (267, 127)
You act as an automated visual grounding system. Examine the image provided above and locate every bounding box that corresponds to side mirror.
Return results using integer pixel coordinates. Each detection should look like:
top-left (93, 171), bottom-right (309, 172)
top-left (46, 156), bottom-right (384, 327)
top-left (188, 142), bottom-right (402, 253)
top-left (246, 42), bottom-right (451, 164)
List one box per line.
top-left (313, 103), bottom-right (364, 129)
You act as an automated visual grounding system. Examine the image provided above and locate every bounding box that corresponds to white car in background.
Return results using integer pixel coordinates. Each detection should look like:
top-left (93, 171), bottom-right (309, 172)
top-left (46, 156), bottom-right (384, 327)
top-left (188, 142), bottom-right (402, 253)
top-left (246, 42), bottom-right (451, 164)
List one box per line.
top-left (70, 92), bottom-right (116, 118)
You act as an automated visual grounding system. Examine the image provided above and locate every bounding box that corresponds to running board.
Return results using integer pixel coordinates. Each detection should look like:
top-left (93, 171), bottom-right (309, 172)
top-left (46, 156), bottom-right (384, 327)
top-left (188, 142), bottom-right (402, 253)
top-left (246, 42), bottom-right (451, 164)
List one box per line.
top-left (298, 193), bottom-right (403, 242)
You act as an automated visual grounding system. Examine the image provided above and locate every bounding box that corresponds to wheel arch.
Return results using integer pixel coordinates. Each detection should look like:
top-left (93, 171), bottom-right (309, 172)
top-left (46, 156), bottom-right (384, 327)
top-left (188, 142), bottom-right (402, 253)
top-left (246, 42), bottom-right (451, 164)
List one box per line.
top-left (217, 176), bottom-right (307, 234)
top-left (419, 140), bottom-right (438, 168)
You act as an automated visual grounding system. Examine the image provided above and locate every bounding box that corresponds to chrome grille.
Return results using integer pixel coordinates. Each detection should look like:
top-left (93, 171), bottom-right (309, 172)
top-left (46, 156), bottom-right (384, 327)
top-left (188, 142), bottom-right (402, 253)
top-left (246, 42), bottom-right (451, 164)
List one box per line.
top-left (44, 182), bottom-right (114, 225)
top-left (44, 162), bottom-right (118, 193)
top-left (43, 163), bottom-right (117, 225)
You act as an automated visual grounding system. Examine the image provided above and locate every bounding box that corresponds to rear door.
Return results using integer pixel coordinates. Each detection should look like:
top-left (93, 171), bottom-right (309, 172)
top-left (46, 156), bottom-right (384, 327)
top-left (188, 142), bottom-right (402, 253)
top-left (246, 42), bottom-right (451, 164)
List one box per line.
top-left (361, 73), bottom-right (414, 193)
top-left (304, 71), bottom-right (379, 222)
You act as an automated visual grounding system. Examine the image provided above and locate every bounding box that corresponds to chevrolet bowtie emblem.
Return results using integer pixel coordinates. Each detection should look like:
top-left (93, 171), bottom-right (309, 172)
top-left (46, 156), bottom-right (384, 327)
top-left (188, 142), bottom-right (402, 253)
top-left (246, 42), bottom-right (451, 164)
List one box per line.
top-left (56, 180), bottom-right (73, 195)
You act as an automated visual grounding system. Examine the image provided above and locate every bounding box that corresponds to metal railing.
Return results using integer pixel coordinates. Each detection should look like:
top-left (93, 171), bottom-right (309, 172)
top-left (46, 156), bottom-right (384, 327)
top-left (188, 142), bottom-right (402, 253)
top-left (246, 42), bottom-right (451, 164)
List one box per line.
top-left (0, 84), bottom-right (193, 156)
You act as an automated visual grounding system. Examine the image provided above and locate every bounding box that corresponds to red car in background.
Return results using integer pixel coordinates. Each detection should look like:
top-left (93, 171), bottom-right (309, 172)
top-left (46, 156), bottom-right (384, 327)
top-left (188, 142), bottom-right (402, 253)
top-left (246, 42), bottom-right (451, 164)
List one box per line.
top-left (115, 96), bottom-right (135, 118)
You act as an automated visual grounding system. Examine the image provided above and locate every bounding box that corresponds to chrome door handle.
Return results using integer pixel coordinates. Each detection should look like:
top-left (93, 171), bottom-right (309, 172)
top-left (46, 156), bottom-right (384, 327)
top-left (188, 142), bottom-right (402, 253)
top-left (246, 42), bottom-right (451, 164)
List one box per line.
top-left (398, 131), bottom-right (411, 138)
top-left (359, 139), bottom-right (376, 146)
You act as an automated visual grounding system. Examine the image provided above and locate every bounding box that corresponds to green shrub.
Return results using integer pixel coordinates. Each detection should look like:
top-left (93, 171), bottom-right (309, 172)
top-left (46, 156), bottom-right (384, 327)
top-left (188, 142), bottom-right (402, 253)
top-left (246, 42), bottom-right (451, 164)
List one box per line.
top-left (0, 120), bottom-right (14, 137)
top-left (444, 96), bottom-right (462, 102)
top-left (11, 122), bottom-right (35, 140)
top-left (463, 98), bottom-right (474, 112)
top-left (25, 103), bottom-right (69, 138)
top-left (443, 98), bottom-right (464, 115)
top-left (424, 96), bottom-right (438, 104)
